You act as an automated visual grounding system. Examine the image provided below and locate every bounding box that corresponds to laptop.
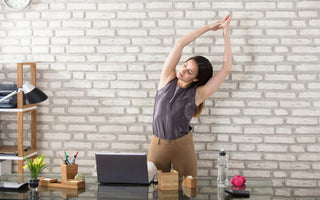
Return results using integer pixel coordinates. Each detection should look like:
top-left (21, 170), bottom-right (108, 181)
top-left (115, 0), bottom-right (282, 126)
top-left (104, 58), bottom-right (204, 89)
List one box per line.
top-left (95, 152), bottom-right (153, 185)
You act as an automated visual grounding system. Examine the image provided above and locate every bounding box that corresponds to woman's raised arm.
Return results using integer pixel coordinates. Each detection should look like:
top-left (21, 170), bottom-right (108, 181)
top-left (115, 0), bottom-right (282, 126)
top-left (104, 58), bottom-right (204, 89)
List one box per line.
top-left (158, 15), bottom-right (230, 89)
top-left (196, 15), bottom-right (232, 105)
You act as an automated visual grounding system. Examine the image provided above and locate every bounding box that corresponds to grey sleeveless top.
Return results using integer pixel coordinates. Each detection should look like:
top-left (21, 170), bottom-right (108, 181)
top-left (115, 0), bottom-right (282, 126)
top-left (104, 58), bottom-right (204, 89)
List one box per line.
top-left (152, 78), bottom-right (198, 140)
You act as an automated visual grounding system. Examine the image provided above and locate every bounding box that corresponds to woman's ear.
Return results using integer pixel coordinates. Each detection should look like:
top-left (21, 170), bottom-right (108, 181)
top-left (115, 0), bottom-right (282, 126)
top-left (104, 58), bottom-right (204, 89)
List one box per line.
top-left (193, 78), bottom-right (199, 82)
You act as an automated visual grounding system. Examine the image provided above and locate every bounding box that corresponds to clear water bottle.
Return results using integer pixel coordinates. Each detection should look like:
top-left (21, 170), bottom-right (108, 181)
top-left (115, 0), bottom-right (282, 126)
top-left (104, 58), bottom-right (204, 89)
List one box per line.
top-left (217, 149), bottom-right (228, 187)
top-left (217, 185), bottom-right (226, 200)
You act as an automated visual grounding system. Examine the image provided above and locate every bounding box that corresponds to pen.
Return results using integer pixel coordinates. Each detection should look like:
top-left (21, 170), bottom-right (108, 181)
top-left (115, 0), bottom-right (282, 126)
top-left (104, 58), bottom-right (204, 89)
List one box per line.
top-left (64, 152), bottom-right (70, 165)
top-left (70, 151), bottom-right (79, 164)
top-left (74, 151), bottom-right (79, 164)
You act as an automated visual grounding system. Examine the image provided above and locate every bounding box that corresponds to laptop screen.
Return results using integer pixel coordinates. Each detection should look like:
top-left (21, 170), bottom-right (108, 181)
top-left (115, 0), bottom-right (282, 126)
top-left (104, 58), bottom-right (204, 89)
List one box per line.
top-left (95, 153), bottom-right (151, 184)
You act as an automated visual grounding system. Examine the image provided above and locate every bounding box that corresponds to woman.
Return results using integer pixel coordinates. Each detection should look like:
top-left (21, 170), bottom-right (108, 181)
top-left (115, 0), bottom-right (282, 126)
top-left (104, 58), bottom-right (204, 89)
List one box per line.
top-left (147, 14), bottom-right (232, 177)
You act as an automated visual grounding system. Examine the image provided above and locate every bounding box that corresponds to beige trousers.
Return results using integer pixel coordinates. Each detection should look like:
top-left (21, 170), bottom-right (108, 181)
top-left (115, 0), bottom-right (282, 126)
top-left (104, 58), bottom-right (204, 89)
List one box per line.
top-left (147, 133), bottom-right (198, 177)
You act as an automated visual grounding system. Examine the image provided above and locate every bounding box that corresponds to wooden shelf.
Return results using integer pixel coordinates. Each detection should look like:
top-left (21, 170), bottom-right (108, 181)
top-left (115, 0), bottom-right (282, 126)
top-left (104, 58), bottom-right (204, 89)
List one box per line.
top-left (0, 61), bottom-right (38, 174)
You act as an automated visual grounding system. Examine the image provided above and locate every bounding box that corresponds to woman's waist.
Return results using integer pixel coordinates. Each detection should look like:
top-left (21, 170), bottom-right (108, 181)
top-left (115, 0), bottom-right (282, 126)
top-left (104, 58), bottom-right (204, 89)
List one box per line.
top-left (153, 131), bottom-right (192, 144)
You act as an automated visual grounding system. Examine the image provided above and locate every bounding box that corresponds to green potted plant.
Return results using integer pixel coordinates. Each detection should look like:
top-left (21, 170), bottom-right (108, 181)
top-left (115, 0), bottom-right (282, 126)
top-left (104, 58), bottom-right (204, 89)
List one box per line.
top-left (23, 154), bottom-right (46, 189)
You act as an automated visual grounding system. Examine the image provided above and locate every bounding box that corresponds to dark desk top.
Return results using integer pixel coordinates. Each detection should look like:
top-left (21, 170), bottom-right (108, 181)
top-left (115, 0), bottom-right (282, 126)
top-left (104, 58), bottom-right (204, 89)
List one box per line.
top-left (0, 174), bottom-right (274, 200)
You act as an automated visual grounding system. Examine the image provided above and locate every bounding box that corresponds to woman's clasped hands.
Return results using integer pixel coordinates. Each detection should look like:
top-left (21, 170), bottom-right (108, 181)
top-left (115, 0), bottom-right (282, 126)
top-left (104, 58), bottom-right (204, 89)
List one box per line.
top-left (208, 14), bottom-right (232, 37)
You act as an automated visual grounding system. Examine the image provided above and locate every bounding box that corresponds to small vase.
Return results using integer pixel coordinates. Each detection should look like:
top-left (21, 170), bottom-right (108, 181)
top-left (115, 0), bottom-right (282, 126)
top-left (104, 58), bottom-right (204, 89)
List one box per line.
top-left (29, 189), bottom-right (40, 200)
top-left (29, 178), bottom-right (39, 190)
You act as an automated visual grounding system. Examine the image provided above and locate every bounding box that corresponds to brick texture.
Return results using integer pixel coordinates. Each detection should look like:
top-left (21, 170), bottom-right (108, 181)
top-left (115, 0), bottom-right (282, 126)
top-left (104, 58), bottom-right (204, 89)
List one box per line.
top-left (0, 0), bottom-right (319, 196)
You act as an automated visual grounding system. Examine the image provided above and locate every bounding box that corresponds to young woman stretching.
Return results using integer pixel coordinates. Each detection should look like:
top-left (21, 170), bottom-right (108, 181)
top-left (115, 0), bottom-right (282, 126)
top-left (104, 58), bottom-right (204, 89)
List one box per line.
top-left (148, 14), bottom-right (232, 177)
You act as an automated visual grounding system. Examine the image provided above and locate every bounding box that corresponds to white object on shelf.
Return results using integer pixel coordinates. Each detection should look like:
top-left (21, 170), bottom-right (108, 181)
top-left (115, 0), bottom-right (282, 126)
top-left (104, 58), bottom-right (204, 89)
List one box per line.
top-left (0, 151), bottom-right (37, 160)
top-left (0, 106), bottom-right (37, 112)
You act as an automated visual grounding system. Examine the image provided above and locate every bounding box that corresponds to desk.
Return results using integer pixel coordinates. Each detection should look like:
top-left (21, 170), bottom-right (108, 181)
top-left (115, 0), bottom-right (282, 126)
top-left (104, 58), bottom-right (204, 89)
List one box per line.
top-left (0, 174), bottom-right (273, 200)
top-left (0, 174), bottom-right (273, 199)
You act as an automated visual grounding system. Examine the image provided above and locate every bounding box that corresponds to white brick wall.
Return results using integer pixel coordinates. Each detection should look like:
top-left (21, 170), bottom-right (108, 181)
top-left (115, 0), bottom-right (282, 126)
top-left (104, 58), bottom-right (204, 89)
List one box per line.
top-left (0, 0), bottom-right (319, 196)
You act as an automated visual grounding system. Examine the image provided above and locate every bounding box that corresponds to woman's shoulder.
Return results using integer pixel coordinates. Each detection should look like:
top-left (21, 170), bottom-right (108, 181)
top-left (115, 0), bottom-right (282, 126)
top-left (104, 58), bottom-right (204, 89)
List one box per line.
top-left (157, 77), bottom-right (177, 91)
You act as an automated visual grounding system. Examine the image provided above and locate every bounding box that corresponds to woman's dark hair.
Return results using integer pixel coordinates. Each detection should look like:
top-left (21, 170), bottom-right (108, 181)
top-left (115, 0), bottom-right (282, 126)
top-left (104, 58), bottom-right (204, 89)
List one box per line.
top-left (187, 56), bottom-right (213, 87)
top-left (186, 56), bottom-right (213, 117)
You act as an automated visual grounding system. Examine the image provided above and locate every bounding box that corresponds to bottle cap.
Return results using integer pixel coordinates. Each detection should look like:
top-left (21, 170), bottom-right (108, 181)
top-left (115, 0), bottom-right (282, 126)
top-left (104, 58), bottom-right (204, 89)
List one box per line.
top-left (219, 149), bottom-right (226, 156)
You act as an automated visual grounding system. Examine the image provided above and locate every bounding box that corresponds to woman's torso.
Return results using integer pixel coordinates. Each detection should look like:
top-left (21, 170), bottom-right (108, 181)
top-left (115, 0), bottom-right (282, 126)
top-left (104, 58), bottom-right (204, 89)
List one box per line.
top-left (152, 78), bottom-right (198, 140)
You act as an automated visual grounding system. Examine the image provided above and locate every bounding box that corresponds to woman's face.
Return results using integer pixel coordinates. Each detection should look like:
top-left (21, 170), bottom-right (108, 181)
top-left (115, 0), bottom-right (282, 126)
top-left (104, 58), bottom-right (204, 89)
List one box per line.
top-left (177, 59), bottom-right (199, 83)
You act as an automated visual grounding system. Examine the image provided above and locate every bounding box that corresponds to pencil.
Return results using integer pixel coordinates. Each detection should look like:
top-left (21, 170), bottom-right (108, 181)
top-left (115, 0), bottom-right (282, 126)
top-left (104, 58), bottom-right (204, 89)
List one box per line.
top-left (59, 154), bottom-right (65, 163)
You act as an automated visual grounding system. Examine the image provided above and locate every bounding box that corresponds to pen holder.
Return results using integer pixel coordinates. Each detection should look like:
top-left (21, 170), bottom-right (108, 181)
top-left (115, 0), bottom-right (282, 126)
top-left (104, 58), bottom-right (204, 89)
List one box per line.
top-left (61, 163), bottom-right (78, 181)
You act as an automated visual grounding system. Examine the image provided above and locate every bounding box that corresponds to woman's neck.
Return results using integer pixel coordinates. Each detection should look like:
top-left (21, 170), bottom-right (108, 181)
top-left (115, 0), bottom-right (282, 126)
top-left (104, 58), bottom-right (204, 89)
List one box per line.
top-left (177, 79), bottom-right (191, 88)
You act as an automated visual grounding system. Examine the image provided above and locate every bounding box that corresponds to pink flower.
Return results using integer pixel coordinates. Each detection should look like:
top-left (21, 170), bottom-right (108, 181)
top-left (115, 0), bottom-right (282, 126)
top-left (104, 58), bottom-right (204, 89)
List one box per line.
top-left (230, 175), bottom-right (246, 187)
